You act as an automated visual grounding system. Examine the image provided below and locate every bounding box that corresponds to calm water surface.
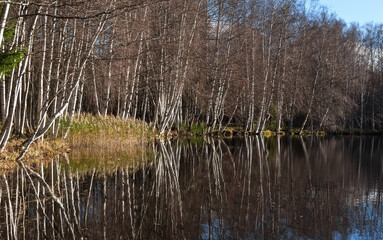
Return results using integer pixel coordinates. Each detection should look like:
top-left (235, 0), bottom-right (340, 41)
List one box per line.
top-left (1, 136), bottom-right (383, 239)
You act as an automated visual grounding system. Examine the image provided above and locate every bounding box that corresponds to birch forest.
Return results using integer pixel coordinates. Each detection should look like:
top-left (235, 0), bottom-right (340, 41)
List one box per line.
top-left (1, 0), bottom-right (383, 148)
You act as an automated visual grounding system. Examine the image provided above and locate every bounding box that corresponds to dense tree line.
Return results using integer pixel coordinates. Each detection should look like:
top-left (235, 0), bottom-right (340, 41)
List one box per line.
top-left (1, 0), bottom-right (383, 150)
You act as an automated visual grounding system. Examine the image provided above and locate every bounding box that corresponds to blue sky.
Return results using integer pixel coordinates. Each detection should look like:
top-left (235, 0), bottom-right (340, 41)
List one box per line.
top-left (317, 0), bottom-right (383, 26)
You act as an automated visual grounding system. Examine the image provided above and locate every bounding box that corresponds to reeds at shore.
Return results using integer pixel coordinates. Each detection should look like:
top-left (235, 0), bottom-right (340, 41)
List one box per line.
top-left (0, 114), bottom-right (155, 171)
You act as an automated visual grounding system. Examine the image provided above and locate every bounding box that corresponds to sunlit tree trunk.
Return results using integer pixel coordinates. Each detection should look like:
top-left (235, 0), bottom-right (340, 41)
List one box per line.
top-left (103, 19), bottom-right (116, 116)
top-left (38, 12), bottom-right (48, 126)
top-left (0, 9), bottom-right (39, 152)
top-left (0, 1), bottom-right (11, 122)
top-left (0, 1), bottom-right (10, 47)
top-left (256, 1), bottom-right (276, 134)
top-left (91, 55), bottom-right (101, 115)
top-left (299, 63), bottom-right (320, 134)
top-left (126, 8), bottom-right (146, 118)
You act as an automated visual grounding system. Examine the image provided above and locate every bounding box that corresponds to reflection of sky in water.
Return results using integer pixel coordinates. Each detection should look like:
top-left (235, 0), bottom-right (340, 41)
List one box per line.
top-left (333, 201), bottom-right (383, 240)
top-left (200, 193), bottom-right (383, 240)
top-left (334, 188), bottom-right (383, 240)
top-left (201, 216), bottom-right (256, 240)
top-left (201, 218), bottom-right (229, 240)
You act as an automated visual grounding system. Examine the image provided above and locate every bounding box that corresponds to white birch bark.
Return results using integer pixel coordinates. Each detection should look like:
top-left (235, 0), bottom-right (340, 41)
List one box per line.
top-left (255, 2), bottom-right (275, 134)
top-left (38, 12), bottom-right (48, 124)
top-left (91, 56), bottom-right (101, 115)
top-left (0, 1), bottom-right (10, 47)
top-left (17, 3), bottom-right (112, 156)
top-left (0, 9), bottom-right (39, 151)
top-left (0, 2), bottom-right (10, 121)
top-left (126, 7), bottom-right (147, 118)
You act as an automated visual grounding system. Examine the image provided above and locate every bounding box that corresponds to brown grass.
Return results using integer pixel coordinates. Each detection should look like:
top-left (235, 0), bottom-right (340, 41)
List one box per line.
top-left (0, 138), bottom-right (68, 172)
top-left (0, 114), bottom-right (155, 172)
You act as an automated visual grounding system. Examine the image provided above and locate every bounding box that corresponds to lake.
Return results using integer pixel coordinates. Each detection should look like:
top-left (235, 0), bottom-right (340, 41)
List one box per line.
top-left (1, 136), bottom-right (383, 239)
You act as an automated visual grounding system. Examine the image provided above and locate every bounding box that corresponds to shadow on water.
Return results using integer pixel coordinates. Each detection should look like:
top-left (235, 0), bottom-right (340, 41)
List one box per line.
top-left (1, 136), bottom-right (383, 239)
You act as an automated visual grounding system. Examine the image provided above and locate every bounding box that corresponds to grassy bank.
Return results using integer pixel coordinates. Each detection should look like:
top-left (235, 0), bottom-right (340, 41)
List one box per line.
top-left (60, 114), bottom-right (155, 147)
top-left (0, 138), bottom-right (68, 170)
top-left (3, 113), bottom-right (378, 171)
top-left (62, 114), bottom-right (156, 174)
top-left (0, 114), bottom-right (155, 170)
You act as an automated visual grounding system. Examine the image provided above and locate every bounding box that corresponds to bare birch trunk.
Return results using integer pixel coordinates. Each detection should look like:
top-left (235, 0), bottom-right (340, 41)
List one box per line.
top-left (299, 64), bottom-right (320, 134)
top-left (256, 2), bottom-right (275, 134)
top-left (0, 2), bottom-right (10, 122)
top-left (38, 13), bottom-right (48, 125)
top-left (52, 19), bottom-right (68, 136)
top-left (0, 1), bottom-right (10, 46)
top-left (0, 10), bottom-right (39, 151)
top-left (91, 56), bottom-right (101, 115)
top-left (17, 6), bottom-right (111, 158)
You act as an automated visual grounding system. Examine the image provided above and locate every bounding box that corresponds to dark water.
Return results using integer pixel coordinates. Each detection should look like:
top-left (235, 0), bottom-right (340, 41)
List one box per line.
top-left (1, 136), bottom-right (383, 239)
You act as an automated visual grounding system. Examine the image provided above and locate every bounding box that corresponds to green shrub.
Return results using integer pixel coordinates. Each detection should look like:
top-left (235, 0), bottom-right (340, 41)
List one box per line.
top-left (190, 123), bottom-right (205, 135)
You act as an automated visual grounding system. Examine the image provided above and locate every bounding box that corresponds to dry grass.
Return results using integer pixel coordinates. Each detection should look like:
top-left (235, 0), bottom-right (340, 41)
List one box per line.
top-left (0, 114), bottom-right (156, 172)
top-left (64, 114), bottom-right (155, 164)
top-left (62, 114), bottom-right (155, 174)
top-left (0, 138), bottom-right (68, 172)
top-left (61, 114), bottom-right (155, 145)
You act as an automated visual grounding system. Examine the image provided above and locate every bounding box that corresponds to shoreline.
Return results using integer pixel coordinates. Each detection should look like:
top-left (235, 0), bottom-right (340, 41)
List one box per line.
top-left (2, 114), bottom-right (383, 170)
top-left (158, 127), bottom-right (383, 139)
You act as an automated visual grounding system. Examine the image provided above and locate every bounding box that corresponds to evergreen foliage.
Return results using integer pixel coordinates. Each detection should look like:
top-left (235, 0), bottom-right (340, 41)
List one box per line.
top-left (0, 49), bottom-right (26, 78)
top-left (0, 20), bottom-right (26, 80)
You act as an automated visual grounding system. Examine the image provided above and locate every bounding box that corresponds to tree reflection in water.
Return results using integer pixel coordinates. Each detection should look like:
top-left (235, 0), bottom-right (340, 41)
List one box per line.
top-left (1, 136), bottom-right (383, 239)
